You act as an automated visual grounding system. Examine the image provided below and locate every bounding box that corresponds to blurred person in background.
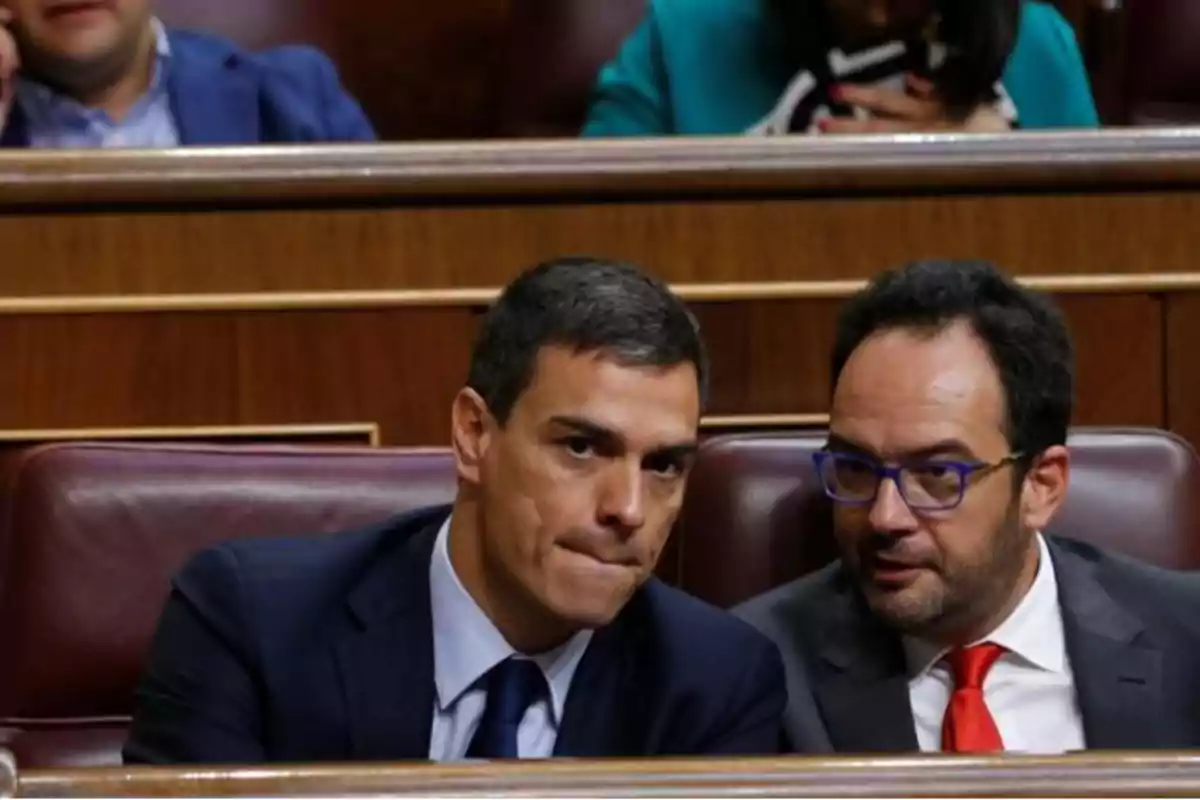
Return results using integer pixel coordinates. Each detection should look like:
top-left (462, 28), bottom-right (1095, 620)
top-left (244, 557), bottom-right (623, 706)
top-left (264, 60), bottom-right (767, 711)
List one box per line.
top-left (0, 0), bottom-right (374, 147)
top-left (583, 0), bottom-right (1098, 137)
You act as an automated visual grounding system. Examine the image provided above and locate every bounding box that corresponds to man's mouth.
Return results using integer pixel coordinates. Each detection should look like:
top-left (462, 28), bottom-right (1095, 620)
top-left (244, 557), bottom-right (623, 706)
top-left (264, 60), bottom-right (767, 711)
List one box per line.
top-left (45, 1), bottom-right (113, 21)
top-left (865, 555), bottom-right (931, 587)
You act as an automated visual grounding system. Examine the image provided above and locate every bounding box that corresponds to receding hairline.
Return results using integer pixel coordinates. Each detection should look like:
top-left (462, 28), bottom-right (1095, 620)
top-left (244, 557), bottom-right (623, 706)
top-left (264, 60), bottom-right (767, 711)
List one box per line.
top-left (833, 318), bottom-right (1011, 436)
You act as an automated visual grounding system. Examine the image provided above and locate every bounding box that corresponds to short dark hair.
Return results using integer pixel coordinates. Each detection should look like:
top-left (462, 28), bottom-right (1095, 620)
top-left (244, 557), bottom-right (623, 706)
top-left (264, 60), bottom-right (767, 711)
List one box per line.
top-left (831, 260), bottom-right (1074, 459)
top-left (775, 0), bottom-right (1020, 117)
top-left (467, 256), bottom-right (709, 424)
top-left (934, 0), bottom-right (1022, 116)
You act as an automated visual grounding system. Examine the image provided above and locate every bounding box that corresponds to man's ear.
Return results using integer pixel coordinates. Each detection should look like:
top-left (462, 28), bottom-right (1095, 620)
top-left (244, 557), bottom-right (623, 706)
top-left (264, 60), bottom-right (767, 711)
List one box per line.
top-left (451, 387), bottom-right (493, 486)
top-left (1021, 444), bottom-right (1070, 532)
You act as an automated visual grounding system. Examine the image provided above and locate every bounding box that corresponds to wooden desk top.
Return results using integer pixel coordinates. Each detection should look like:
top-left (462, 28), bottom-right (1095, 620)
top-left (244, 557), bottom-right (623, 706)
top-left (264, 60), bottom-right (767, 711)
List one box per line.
top-left (12, 751), bottom-right (1200, 797)
top-left (1, 128), bottom-right (1200, 208)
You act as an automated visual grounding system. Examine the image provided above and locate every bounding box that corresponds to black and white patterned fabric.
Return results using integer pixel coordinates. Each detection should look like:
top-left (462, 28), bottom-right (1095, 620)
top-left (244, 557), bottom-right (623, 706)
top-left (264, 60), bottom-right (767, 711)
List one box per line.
top-left (747, 39), bottom-right (1018, 135)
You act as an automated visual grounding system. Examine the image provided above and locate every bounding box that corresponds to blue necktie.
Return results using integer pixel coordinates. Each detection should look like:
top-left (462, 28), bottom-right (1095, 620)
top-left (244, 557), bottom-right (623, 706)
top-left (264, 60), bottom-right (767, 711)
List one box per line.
top-left (465, 657), bottom-right (545, 759)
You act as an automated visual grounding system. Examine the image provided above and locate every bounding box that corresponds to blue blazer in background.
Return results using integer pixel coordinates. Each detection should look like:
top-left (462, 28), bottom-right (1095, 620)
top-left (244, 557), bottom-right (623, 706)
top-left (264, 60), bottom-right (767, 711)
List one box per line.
top-left (122, 505), bottom-right (787, 763)
top-left (583, 0), bottom-right (1100, 136)
top-left (2, 28), bottom-right (376, 146)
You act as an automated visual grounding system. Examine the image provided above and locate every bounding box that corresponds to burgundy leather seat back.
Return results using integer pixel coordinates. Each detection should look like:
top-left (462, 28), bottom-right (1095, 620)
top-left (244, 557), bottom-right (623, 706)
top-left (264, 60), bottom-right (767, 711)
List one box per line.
top-left (0, 442), bottom-right (458, 765)
top-left (496, 0), bottom-right (647, 137)
top-left (677, 427), bottom-right (1200, 609)
top-left (1125, 0), bottom-right (1200, 124)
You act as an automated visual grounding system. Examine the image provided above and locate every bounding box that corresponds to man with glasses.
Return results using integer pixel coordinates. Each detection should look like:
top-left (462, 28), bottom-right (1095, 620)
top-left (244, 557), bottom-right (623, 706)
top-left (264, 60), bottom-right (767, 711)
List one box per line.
top-left (739, 259), bottom-right (1200, 754)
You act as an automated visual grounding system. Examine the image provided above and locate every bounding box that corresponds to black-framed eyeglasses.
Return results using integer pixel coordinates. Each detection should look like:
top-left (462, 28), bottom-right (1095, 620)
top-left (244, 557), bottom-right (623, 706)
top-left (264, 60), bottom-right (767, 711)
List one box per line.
top-left (812, 450), bottom-right (1025, 511)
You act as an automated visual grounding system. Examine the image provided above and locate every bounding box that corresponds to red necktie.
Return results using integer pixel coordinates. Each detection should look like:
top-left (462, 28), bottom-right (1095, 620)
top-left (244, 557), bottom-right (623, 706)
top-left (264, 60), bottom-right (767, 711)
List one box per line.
top-left (941, 643), bottom-right (1006, 753)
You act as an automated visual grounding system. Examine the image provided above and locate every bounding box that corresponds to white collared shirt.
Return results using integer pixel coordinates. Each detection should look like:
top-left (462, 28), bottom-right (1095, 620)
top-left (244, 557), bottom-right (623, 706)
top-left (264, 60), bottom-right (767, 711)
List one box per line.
top-left (427, 516), bottom-right (592, 760)
top-left (904, 534), bottom-right (1086, 753)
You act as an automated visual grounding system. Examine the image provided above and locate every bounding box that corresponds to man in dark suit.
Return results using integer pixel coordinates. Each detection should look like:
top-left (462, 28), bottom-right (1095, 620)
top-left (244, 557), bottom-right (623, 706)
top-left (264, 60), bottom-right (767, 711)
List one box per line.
top-left (124, 256), bottom-right (787, 764)
top-left (0, 0), bottom-right (374, 147)
top-left (739, 260), bottom-right (1200, 755)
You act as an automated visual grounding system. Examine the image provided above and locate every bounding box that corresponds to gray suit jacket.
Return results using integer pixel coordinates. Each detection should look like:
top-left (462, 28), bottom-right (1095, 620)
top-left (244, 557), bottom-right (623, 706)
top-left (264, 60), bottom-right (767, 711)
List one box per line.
top-left (735, 536), bottom-right (1200, 753)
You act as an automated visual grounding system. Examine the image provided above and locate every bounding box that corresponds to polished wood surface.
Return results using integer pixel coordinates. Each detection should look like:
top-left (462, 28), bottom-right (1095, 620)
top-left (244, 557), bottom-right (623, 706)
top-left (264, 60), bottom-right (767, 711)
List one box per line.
top-left (696, 294), bottom-right (1163, 426)
top-left (5, 130), bottom-right (1200, 207)
top-left (0, 309), bottom-right (477, 447)
top-left (0, 424), bottom-right (379, 448)
top-left (3, 132), bottom-right (1200, 304)
top-left (0, 133), bottom-right (1193, 446)
top-left (0, 294), bottom-right (1165, 447)
top-left (13, 752), bottom-right (1200, 798)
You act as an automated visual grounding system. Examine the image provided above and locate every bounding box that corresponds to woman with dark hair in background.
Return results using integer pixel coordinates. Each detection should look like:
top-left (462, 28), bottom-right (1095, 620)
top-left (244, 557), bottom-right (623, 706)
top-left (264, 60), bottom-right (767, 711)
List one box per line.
top-left (582, 0), bottom-right (1098, 136)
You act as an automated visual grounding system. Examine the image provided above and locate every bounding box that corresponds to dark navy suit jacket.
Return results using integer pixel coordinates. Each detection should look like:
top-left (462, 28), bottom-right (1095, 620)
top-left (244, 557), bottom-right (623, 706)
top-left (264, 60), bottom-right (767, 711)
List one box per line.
top-left (2, 28), bottom-right (376, 146)
top-left (123, 505), bottom-right (787, 763)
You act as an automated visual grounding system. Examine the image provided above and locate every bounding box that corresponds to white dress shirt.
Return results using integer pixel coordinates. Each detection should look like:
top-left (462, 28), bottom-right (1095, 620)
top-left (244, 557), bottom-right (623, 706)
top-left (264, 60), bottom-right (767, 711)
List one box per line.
top-left (904, 533), bottom-right (1086, 753)
top-left (427, 517), bottom-right (593, 760)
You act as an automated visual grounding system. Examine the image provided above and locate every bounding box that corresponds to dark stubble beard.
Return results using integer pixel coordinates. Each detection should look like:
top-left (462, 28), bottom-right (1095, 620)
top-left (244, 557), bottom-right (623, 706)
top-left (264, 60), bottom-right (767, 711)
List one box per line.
top-left (859, 500), bottom-right (1032, 641)
top-left (14, 16), bottom-right (149, 105)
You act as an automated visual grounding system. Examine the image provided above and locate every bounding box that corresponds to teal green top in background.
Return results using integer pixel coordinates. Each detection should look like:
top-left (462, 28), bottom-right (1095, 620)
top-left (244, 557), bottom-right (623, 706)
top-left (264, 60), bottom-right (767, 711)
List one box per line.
top-left (582, 0), bottom-right (1100, 136)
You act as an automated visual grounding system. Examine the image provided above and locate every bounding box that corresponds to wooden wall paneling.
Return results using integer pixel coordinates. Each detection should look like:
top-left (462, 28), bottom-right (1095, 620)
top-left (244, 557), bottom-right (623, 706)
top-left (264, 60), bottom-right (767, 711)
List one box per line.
top-left (231, 308), bottom-right (478, 444)
top-left (1059, 294), bottom-right (1165, 429)
top-left (0, 294), bottom-right (1164, 448)
top-left (692, 294), bottom-right (1165, 430)
top-left (0, 309), bottom-right (478, 446)
top-left (0, 312), bottom-right (242, 425)
top-left (691, 300), bottom-right (838, 417)
top-left (7, 192), bottom-right (1200, 298)
top-left (21, 752), bottom-right (1200, 798)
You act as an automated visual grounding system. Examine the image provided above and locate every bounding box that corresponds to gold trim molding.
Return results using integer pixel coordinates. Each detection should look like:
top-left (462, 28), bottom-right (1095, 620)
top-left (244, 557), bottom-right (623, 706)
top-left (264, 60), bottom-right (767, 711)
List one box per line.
top-left (0, 419), bottom-right (823, 447)
top-left (0, 272), bottom-right (1198, 315)
top-left (700, 414), bottom-right (829, 430)
top-left (0, 423), bottom-right (381, 447)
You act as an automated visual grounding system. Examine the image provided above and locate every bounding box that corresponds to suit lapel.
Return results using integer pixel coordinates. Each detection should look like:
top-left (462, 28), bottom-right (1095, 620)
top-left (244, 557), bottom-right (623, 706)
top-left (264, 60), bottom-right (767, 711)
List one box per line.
top-left (554, 598), bottom-right (639, 757)
top-left (165, 31), bottom-right (262, 145)
top-left (811, 573), bottom-right (918, 753)
top-left (333, 516), bottom-right (444, 760)
top-left (1051, 540), bottom-right (1171, 749)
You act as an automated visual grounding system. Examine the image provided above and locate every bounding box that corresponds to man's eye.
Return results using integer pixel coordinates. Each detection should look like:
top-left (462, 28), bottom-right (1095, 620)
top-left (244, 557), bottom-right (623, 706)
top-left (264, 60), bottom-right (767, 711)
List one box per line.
top-left (562, 437), bottom-right (595, 458)
top-left (645, 455), bottom-right (684, 478)
top-left (914, 463), bottom-right (951, 479)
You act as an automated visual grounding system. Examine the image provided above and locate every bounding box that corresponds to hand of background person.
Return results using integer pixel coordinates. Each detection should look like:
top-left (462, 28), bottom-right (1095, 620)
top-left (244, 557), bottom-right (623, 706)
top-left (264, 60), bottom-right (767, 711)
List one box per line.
top-left (819, 75), bottom-right (1011, 135)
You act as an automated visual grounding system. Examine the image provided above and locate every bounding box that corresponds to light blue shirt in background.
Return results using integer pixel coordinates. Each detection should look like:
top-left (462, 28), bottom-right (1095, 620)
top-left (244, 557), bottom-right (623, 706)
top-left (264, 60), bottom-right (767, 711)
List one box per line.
top-left (15, 19), bottom-right (179, 148)
top-left (427, 516), bottom-right (593, 761)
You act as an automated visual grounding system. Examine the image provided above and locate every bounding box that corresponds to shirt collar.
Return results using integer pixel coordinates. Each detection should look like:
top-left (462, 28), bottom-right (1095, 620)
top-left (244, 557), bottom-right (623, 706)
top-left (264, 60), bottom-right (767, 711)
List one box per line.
top-left (904, 532), bottom-right (1067, 678)
top-left (428, 515), bottom-right (592, 724)
top-left (16, 18), bottom-right (172, 124)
